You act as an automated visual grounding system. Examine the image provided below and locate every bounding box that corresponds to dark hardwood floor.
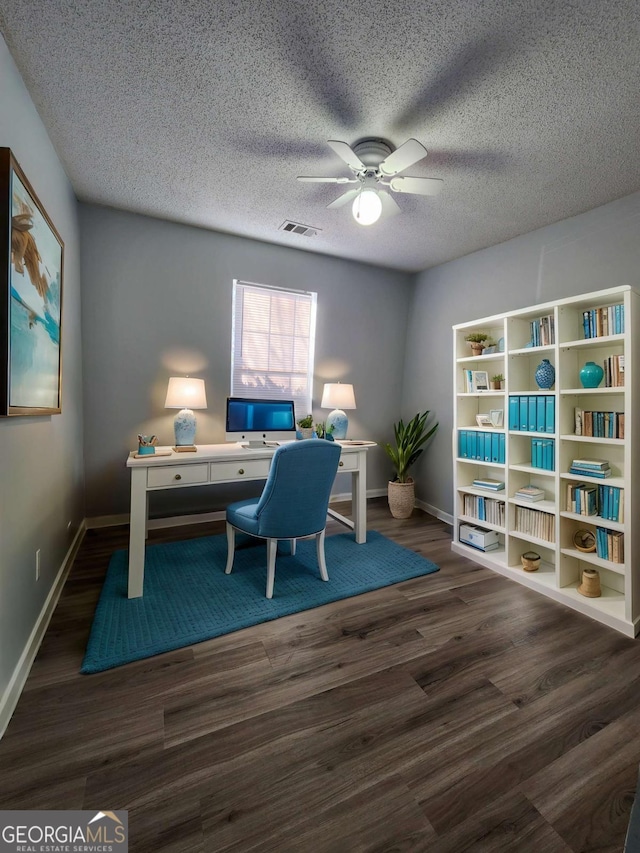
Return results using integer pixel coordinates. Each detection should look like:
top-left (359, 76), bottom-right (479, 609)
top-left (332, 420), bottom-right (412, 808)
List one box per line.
top-left (1, 497), bottom-right (639, 852)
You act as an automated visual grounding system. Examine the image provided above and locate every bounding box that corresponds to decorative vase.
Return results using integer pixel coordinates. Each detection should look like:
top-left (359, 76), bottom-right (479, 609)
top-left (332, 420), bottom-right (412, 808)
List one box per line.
top-left (578, 568), bottom-right (601, 598)
top-left (534, 358), bottom-right (555, 389)
top-left (579, 361), bottom-right (604, 388)
top-left (298, 427), bottom-right (314, 439)
top-left (388, 479), bottom-right (415, 519)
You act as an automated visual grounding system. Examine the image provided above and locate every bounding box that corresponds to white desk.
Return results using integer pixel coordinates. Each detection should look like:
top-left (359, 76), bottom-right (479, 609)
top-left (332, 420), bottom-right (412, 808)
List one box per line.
top-left (126, 441), bottom-right (375, 598)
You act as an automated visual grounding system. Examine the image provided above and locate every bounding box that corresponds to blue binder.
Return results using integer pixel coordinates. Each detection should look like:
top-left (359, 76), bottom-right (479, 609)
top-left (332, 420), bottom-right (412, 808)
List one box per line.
top-left (528, 396), bottom-right (537, 432)
top-left (509, 396), bottom-right (519, 430)
top-left (483, 432), bottom-right (491, 462)
top-left (536, 396), bottom-right (546, 432)
top-left (499, 433), bottom-right (505, 463)
top-left (543, 439), bottom-right (554, 470)
top-left (519, 397), bottom-right (528, 431)
top-left (491, 432), bottom-right (499, 463)
top-left (545, 396), bottom-right (555, 433)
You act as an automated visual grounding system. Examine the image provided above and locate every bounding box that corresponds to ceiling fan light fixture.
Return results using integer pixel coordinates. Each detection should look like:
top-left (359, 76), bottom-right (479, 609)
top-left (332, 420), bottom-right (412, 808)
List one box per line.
top-left (352, 189), bottom-right (382, 226)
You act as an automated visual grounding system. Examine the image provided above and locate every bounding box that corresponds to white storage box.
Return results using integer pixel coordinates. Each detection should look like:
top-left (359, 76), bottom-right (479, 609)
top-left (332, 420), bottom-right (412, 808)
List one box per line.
top-left (459, 523), bottom-right (500, 551)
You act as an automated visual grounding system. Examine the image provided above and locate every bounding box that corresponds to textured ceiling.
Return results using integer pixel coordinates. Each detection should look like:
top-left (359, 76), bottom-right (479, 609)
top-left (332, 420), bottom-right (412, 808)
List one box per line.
top-left (1, 0), bottom-right (640, 272)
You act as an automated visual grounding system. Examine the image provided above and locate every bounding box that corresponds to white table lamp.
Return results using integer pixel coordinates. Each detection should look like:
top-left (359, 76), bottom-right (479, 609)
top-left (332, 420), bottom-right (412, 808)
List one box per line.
top-left (165, 377), bottom-right (207, 447)
top-left (321, 382), bottom-right (356, 439)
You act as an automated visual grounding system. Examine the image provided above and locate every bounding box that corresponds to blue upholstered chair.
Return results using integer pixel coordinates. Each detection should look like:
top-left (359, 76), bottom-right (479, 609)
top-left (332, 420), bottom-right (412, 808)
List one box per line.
top-left (224, 439), bottom-right (342, 598)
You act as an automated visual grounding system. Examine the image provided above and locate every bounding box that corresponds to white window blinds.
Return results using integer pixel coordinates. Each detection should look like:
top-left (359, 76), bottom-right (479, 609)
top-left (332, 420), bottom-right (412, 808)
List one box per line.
top-left (231, 280), bottom-right (317, 417)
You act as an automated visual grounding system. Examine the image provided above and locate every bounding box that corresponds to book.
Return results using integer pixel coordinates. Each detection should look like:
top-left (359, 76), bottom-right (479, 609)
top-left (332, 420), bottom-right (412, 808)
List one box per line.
top-left (570, 458), bottom-right (610, 470)
top-left (515, 485), bottom-right (545, 501)
top-left (472, 479), bottom-right (505, 490)
top-left (569, 467), bottom-right (611, 478)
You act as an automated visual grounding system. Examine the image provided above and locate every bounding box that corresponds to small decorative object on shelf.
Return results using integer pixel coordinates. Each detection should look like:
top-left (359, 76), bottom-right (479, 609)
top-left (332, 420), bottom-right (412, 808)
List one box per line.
top-left (490, 374), bottom-right (504, 390)
top-left (464, 332), bottom-right (491, 356)
top-left (137, 434), bottom-right (158, 455)
top-left (573, 529), bottom-right (596, 552)
top-left (579, 361), bottom-right (604, 388)
top-left (314, 421), bottom-right (335, 440)
top-left (521, 551), bottom-right (541, 572)
top-left (578, 568), bottom-right (601, 598)
top-left (534, 358), bottom-right (555, 389)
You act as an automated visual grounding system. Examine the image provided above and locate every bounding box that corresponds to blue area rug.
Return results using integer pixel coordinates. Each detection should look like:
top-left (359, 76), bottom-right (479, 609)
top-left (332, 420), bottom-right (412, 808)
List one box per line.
top-left (81, 530), bottom-right (439, 673)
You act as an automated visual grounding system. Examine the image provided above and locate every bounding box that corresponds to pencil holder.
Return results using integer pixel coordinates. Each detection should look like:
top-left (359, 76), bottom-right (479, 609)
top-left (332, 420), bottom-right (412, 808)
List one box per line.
top-left (138, 444), bottom-right (155, 455)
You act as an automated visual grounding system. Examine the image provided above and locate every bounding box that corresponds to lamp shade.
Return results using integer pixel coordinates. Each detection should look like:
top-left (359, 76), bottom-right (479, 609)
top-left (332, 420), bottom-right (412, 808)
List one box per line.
top-left (352, 189), bottom-right (382, 226)
top-left (165, 377), bottom-right (207, 410)
top-left (321, 383), bottom-right (356, 410)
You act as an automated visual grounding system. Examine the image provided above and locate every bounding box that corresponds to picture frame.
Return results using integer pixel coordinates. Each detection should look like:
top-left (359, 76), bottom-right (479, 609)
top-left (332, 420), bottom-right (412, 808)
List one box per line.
top-left (472, 370), bottom-right (489, 391)
top-left (489, 409), bottom-right (504, 428)
top-left (476, 413), bottom-right (492, 428)
top-left (1, 148), bottom-right (64, 416)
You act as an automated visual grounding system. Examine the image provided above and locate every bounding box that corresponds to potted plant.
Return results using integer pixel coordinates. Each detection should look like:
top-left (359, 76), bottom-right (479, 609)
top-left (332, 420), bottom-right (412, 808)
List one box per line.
top-left (465, 332), bottom-right (490, 356)
top-left (296, 414), bottom-right (314, 439)
top-left (491, 373), bottom-right (505, 390)
top-left (314, 421), bottom-right (335, 440)
top-left (383, 410), bottom-right (439, 519)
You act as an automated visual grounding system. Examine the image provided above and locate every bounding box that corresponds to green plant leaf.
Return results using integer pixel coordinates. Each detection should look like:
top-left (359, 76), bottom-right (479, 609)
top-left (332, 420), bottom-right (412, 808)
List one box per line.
top-left (383, 411), bottom-right (439, 483)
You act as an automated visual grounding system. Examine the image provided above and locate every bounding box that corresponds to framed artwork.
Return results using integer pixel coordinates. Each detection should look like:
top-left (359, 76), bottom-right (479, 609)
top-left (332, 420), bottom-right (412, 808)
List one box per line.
top-left (472, 370), bottom-right (489, 391)
top-left (489, 409), bottom-right (504, 428)
top-left (0, 149), bottom-right (64, 416)
top-left (476, 413), bottom-right (492, 428)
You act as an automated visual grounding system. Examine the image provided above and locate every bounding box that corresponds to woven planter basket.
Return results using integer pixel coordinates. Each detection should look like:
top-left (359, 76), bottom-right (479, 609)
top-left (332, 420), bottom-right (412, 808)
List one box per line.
top-left (388, 479), bottom-right (415, 519)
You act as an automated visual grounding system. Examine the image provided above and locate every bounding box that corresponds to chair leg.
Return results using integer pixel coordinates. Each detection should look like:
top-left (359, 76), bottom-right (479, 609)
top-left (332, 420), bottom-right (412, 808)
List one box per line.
top-left (316, 528), bottom-right (329, 582)
top-left (225, 522), bottom-right (236, 574)
top-left (266, 539), bottom-right (277, 599)
top-left (291, 539), bottom-right (296, 556)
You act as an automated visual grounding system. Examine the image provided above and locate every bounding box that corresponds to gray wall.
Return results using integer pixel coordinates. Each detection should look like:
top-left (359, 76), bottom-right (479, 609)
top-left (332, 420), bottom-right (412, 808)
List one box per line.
top-left (0, 36), bottom-right (84, 711)
top-left (404, 191), bottom-right (640, 515)
top-left (79, 204), bottom-right (413, 519)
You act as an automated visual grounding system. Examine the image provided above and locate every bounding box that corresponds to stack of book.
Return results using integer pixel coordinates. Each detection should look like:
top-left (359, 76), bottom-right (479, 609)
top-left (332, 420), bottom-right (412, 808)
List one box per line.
top-left (569, 458), bottom-right (611, 478)
top-left (515, 485), bottom-right (545, 502)
top-left (472, 478), bottom-right (505, 491)
top-left (582, 304), bottom-right (624, 338)
top-left (596, 527), bottom-right (624, 563)
top-left (566, 482), bottom-right (598, 515)
top-left (514, 506), bottom-right (555, 542)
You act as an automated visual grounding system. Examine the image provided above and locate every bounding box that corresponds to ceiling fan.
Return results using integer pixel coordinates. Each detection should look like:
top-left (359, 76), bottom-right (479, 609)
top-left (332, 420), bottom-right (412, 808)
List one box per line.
top-left (297, 137), bottom-right (443, 225)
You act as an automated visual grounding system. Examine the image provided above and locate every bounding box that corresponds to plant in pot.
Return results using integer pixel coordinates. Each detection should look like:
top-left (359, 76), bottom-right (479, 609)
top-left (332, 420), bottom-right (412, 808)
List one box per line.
top-left (383, 410), bottom-right (439, 519)
top-left (314, 421), bottom-right (335, 440)
top-left (491, 373), bottom-right (505, 390)
top-left (296, 414), bottom-right (314, 439)
top-left (464, 332), bottom-right (490, 356)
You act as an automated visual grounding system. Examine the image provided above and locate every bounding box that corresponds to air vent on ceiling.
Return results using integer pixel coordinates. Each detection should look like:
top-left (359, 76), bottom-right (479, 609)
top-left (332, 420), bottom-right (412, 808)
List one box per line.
top-left (279, 220), bottom-right (321, 237)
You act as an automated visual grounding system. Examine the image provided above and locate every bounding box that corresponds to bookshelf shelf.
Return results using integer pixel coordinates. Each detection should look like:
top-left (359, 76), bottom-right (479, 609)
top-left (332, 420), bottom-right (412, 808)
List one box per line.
top-left (453, 285), bottom-right (638, 637)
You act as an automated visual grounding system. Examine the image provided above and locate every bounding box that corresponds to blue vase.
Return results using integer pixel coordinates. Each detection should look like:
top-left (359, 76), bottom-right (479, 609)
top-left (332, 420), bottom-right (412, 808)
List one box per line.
top-left (535, 358), bottom-right (555, 389)
top-left (580, 361), bottom-right (604, 388)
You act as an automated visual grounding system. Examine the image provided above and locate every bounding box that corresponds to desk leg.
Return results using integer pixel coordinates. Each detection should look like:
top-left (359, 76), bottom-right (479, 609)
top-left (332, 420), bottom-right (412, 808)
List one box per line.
top-left (128, 468), bottom-right (147, 598)
top-left (353, 453), bottom-right (367, 543)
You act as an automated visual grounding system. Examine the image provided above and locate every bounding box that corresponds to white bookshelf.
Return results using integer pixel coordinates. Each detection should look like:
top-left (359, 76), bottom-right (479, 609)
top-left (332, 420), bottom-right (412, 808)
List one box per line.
top-left (452, 285), bottom-right (639, 637)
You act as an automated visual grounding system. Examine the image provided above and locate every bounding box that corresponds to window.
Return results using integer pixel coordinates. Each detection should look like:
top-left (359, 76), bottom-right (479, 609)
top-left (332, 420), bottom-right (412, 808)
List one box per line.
top-left (231, 280), bottom-right (317, 417)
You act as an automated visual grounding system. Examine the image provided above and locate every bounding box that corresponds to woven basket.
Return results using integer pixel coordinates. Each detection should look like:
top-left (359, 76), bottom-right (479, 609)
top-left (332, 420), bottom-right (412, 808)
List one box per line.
top-left (388, 479), bottom-right (415, 519)
top-left (573, 529), bottom-right (596, 552)
top-left (578, 568), bottom-right (601, 598)
top-left (521, 551), bottom-right (541, 572)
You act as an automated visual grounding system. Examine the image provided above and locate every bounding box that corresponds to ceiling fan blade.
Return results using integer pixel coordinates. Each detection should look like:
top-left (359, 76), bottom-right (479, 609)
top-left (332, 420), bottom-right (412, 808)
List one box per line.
top-left (388, 176), bottom-right (444, 196)
top-left (327, 140), bottom-right (366, 171)
top-left (379, 190), bottom-right (402, 219)
top-left (297, 176), bottom-right (357, 184)
top-left (378, 138), bottom-right (428, 177)
top-left (326, 188), bottom-right (361, 209)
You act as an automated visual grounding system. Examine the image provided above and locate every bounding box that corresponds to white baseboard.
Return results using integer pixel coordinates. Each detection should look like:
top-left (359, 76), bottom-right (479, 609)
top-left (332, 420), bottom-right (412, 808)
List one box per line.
top-left (0, 521), bottom-right (86, 740)
top-left (415, 499), bottom-right (453, 526)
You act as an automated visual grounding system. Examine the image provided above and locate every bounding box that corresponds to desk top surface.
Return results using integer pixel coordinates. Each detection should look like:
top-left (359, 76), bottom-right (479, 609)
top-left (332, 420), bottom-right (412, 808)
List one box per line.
top-left (127, 440), bottom-right (376, 467)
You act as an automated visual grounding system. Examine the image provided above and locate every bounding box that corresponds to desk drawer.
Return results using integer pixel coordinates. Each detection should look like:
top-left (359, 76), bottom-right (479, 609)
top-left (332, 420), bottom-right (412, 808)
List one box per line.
top-left (210, 458), bottom-right (271, 482)
top-left (337, 453), bottom-right (358, 472)
top-left (147, 463), bottom-right (209, 488)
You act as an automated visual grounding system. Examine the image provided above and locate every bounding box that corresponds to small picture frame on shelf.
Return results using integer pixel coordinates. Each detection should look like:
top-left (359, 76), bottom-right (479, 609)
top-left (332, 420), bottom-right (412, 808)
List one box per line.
top-left (483, 345), bottom-right (497, 354)
top-left (472, 370), bottom-right (489, 391)
top-left (476, 413), bottom-right (492, 428)
top-left (489, 409), bottom-right (504, 428)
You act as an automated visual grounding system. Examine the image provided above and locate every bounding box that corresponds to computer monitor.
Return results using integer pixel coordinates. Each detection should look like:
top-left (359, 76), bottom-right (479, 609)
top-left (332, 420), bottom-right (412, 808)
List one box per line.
top-left (225, 397), bottom-right (297, 447)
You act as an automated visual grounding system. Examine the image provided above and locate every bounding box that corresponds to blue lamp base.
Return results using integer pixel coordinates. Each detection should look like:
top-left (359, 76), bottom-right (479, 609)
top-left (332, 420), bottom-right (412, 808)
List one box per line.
top-left (327, 408), bottom-right (348, 440)
top-left (174, 408), bottom-right (197, 446)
